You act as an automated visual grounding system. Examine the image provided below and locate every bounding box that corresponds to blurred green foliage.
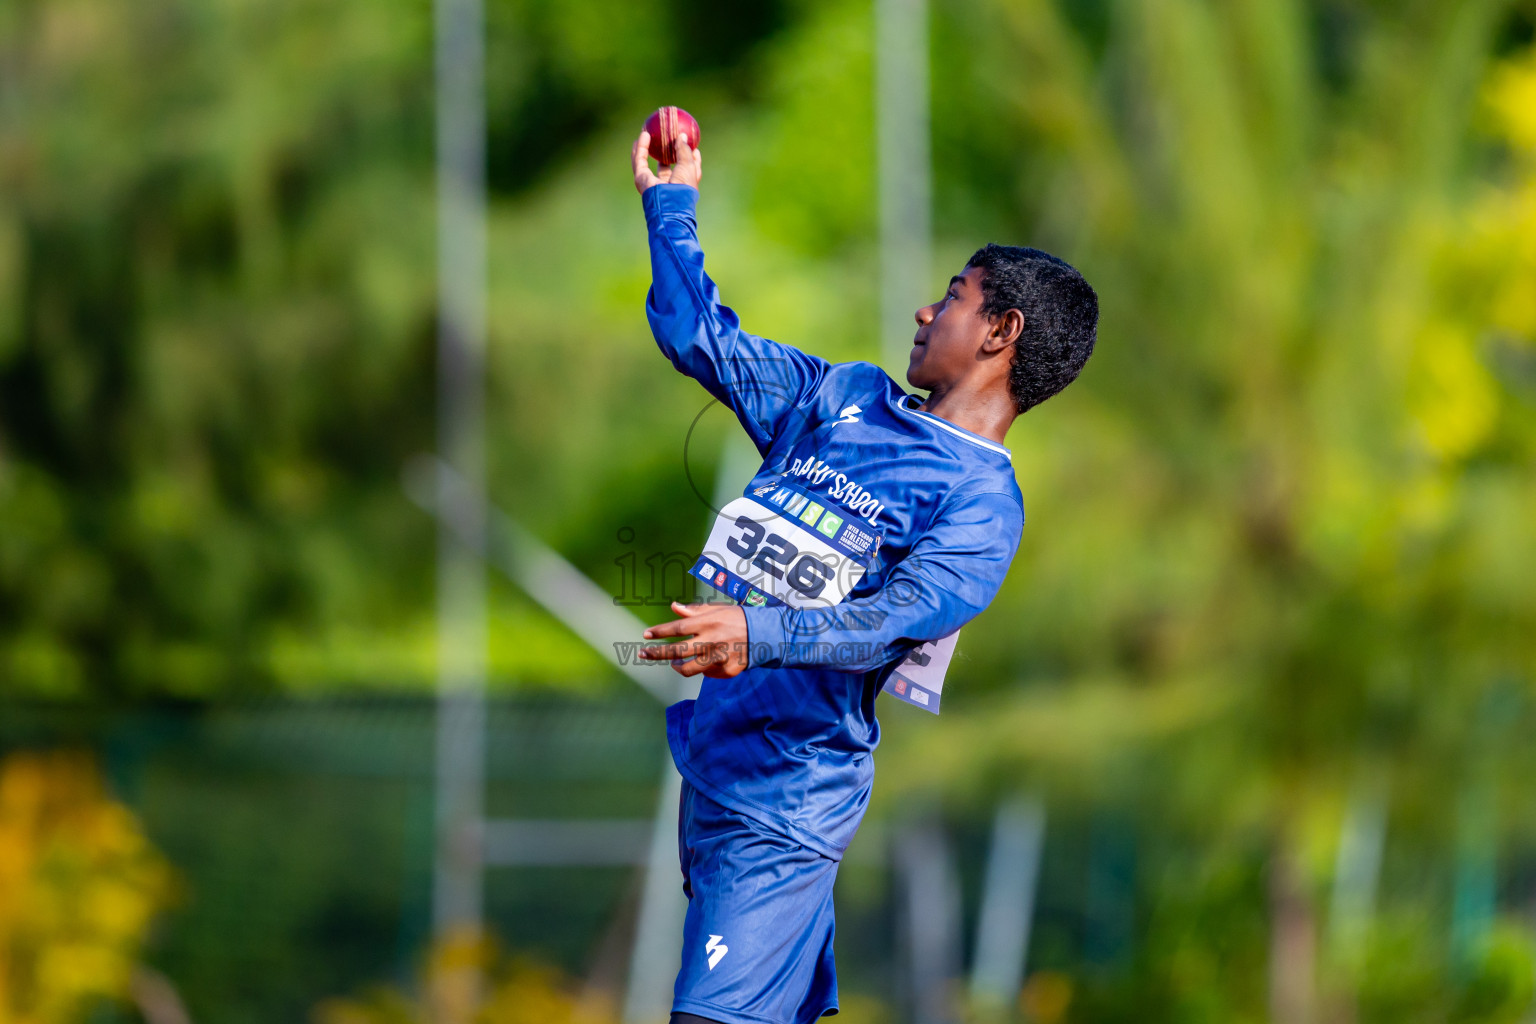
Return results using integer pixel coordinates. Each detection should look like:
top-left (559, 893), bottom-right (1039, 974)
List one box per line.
top-left (884, 1), bottom-right (1536, 1020)
top-left (4, 0), bottom-right (1536, 1020)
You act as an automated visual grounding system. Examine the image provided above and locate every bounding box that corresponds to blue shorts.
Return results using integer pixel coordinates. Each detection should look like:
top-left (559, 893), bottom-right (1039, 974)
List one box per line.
top-left (673, 780), bottom-right (840, 1024)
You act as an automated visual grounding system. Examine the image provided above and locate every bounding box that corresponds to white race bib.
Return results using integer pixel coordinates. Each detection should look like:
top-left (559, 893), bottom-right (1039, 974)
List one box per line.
top-left (690, 479), bottom-right (956, 714)
top-left (883, 631), bottom-right (956, 713)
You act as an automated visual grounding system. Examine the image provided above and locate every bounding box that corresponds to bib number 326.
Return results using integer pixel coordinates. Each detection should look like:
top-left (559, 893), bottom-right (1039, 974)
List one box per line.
top-left (699, 496), bottom-right (866, 609)
top-left (724, 515), bottom-right (832, 600)
top-left (695, 487), bottom-right (954, 714)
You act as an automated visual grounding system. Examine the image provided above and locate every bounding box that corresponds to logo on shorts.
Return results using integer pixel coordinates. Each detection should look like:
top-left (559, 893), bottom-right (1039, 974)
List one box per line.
top-left (705, 934), bottom-right (729, 970)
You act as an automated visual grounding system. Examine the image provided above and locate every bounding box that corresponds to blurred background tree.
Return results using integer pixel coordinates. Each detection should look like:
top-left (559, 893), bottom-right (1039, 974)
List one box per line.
top-left (3, 0), bottom-right (1536, 1021)
top-left (881, 3), bottom-right (1536, 1020)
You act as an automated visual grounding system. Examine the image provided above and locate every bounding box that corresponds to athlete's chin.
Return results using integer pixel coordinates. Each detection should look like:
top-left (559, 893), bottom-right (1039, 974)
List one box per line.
top-left (905, 350), bottom-right (929, 389)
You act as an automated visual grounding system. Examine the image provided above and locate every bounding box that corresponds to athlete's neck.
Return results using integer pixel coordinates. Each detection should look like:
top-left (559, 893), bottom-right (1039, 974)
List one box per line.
top-left (916, 383), bottom-right (1016, 446)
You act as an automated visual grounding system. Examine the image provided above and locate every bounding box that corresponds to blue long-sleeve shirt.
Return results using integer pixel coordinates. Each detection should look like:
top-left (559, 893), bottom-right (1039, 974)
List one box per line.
top-left (644, 183), bottom-right (1024, 857)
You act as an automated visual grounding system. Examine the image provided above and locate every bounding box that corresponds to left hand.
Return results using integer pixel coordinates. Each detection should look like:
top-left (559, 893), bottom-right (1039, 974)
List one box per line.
top-left (639, 601), bottom-right (750, 678)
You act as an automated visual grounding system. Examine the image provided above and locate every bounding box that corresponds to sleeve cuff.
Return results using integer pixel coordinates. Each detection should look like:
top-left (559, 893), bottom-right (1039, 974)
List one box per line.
top-left (743, 604), bottom-right (792, 669)
top-left (642, 182), bottom-right (699, 227)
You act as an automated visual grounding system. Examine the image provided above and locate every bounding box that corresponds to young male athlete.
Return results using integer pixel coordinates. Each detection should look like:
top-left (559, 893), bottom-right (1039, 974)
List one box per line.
top-left (630, 126), bottom-right (1097, 1024)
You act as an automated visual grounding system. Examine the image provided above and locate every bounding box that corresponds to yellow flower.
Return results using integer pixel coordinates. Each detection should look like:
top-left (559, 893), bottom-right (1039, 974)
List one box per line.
top-left (1488, 52), bottom-right (1536, 154)
top-left (1408, 319), bottom-right (1498, 460)
top-left (0, 751), bottom-right (172, 1024)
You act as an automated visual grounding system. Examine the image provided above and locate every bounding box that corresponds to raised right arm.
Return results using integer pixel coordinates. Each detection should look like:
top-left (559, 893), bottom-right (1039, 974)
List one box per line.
top-left (641, 181), bottom-right (830, 453)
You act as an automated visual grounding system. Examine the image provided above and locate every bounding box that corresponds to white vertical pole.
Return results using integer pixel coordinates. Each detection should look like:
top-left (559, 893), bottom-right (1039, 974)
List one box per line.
top-left (876, 0), bottom-right (932, 373)
top-left (879, 6), bottom-right (942, 1018)
top-left (896, 818), bottom-right (963, 1024)
top-left (970, 796), bottom-right (1047, 1011)
top-left (622, 756), bottom-right (687, 1024)
top-left (433, 0), bottom-right (487, 960)
top-left (1329, 787), bottom-right (1387, 962)
top-left (1328, 783), bottom-right (1387, 1024)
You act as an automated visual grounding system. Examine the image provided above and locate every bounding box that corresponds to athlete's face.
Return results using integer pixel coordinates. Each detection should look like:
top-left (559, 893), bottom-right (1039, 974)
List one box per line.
top-left (906, 266), bottom-right (997, 392)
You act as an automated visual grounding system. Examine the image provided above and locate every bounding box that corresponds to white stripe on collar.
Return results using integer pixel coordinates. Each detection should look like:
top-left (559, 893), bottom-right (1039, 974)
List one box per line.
top-left (897, 396), bottom-right (1012, 458)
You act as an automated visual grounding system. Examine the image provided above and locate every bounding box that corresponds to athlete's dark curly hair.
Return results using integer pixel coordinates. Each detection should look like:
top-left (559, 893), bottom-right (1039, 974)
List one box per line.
top-left (966, 244), bottom-right (1098, 414)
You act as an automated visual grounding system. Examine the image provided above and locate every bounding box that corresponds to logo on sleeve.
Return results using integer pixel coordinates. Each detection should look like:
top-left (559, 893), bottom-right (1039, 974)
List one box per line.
top-left (705, 934), bottom-right (729, 970)
top-left (835, 404), bottom-right (862, 424)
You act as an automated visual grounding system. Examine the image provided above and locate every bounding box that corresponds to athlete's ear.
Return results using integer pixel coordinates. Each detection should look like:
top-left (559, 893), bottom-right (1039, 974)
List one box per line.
top-left (982, 309), bottom-right (1024, 355)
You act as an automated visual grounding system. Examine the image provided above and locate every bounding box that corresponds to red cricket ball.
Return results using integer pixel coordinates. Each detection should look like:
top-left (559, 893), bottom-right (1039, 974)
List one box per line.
top-left (644, 106), bottom-right (701, 166)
